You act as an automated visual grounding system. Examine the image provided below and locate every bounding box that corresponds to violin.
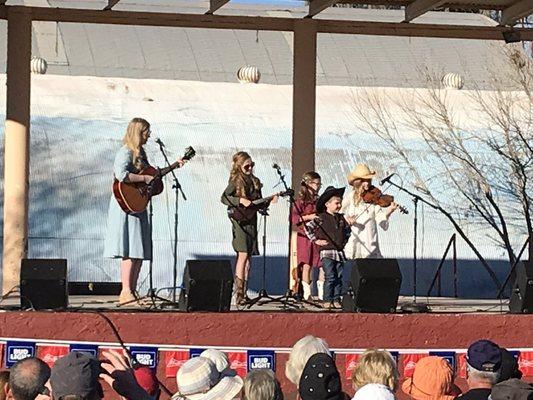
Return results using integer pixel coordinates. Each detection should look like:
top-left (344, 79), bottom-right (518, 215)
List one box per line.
top-left (361, 185), bottom-right (409, 214)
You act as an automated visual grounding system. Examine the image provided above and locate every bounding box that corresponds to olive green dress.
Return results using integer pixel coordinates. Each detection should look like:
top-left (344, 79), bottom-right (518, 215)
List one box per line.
top-left (221, 177), bottom-right (262, 255)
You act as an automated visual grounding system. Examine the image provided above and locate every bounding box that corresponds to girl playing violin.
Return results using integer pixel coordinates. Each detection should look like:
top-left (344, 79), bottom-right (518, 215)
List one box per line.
top-left (221, 151), bottom-right (278, 306)
top-left (291, 171), bottom-right (326, 301)
top-left (341, 163), bottom-right (398, 259)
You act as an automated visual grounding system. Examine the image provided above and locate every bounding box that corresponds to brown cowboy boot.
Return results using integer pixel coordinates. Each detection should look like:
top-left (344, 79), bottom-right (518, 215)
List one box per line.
top-left (234, 277), bottom-right (246, 305)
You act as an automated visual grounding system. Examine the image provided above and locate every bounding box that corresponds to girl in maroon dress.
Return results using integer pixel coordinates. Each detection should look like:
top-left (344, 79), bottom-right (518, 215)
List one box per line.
top-left (291, 171), bottom-right (325, 300)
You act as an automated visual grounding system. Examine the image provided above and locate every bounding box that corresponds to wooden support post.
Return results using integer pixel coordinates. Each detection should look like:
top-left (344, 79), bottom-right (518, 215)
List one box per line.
top-left (292, 19), bottom-right (317, 193)
top-left (3, 10), bottom-right (31, 294)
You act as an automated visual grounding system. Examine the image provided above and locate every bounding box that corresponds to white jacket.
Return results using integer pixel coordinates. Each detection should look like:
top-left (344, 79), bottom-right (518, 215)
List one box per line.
top-left (341, 189), bottom-right (390, 259)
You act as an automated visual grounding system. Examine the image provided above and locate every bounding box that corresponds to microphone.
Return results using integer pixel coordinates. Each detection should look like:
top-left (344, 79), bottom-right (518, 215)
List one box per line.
top-left (380, 173), bottom-right (395, 185)
top-left (154, 138), bottom-right (165, 148)
top-left (272, 163), bottom-right (281, 171)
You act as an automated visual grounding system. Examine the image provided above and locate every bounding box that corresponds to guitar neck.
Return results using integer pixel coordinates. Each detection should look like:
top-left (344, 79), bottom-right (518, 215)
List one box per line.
top-left (158, 160), bottom-right (182, 177)
top-left (252, 194), bottom-right (276, 206)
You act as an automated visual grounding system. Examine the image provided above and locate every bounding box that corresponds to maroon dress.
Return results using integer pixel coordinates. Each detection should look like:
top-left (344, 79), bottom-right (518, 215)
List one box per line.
top-left (291, 198), bottom-right (321, 268)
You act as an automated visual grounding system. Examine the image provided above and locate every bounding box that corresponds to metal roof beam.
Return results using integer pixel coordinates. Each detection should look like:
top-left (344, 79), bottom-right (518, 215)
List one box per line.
top-left (206, 0), bottom-right (230, 15)
top-left (501, 0), bottom-right (533, 26)
top-left (103, 0), bottom-right (120, 11)
top-left (404, 0), bottom-right (447, 22)
top-left (307, 0), bottom-right (341, 18)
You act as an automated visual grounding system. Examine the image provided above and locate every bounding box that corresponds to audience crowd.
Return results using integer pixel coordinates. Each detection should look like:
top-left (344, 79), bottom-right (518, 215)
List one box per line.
top-left (2, 336), bottom-right (532, 400)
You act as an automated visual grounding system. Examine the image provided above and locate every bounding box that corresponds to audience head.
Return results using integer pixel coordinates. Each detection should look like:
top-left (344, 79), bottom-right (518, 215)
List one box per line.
top-left (0, 371), bottom-right (10, 400)
top-left (498, 348), bottom-right (522, 383)
top-left (352, 383), bottom-right (395, 400)
top-left (50, 352), bottom-right (103, 400)
top-left (133, 366), bottom-right (160, 399)
top-left (491, 378), bottom-right (533, 400)
top-left (285, 335), bottom-right (331, 386)
top-left (298, 353), bottom-right (346, 400)
top-left (8, 358), bottom-right (50, 400)
top-left (174, 356), bottom-right (243, 400)
top-left (466, 340), bottom-right (502, 387)
top-left (401, 356), bottom-right (460, 400)
top-left (199, 349), bottom-right (236, 377)
top-left (243, 369), bottom-right (283, 400)
top-left (351, 349), bottom-right (399, 392)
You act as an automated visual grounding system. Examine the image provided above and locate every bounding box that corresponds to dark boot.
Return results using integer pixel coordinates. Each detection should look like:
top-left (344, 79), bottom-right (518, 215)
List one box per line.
top-left (235, 277), bottom-right (246, 305)
top-left (244, 280), bottom-right (252, 302)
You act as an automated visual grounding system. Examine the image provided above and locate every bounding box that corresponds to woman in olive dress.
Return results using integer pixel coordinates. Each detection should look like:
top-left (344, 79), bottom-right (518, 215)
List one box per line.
top-left (221, 151), bottom-right (277, 305)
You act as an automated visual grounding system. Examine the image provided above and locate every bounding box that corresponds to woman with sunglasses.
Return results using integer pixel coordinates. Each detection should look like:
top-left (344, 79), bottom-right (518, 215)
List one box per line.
top-left (104, 118), bottom-right (183, 305)
top-left (221, 151), bottom-right (278, 306)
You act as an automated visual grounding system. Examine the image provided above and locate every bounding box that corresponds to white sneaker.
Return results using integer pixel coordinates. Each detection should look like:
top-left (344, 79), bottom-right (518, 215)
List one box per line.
top-left (317, 281), bottom-right (324, 301)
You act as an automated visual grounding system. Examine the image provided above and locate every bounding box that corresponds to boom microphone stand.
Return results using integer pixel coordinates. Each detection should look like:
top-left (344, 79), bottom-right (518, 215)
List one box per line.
top-left (385, 177), bottom-right (429, 313)
top-left (245, 180), bottom-right (300, 310)
top-left (155, 138), bottom-right (186, 308)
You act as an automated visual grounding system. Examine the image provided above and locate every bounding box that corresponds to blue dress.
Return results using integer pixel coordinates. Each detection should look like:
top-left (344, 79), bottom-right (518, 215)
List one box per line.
top-left (103, 146), bottom-right (152, 260)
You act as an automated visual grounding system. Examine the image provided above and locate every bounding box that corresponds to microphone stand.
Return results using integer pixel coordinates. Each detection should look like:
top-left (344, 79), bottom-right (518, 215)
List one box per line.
top-left (385, 177), bottom-right (429, 313)
top-left (245, 166), bottom-right (300, 310)
top-left (273, 164), bottom-right (322, 309)
top-left (156, 140), bottom-right (186, 309)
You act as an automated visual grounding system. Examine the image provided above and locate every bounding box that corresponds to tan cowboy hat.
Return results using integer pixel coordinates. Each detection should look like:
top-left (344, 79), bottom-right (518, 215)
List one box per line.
top-left (347, 163), bottom-right (375, 185)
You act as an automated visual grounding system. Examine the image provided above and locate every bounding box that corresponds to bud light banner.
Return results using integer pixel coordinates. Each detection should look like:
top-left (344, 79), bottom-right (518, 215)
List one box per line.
top-left (70, 343), bottom-right (99, 357)
top-left (130, 346), bottom-right (158, 369)
top-left (430, 351), bottom-right (456, 370)
top-left (247, 350), bottom-right (276, 372)
top-left (189, 348), bottom-right (206, 358)
top-left (38, 345), bottom-right (69, 367)
top-left (164, 350), bottom-right (190, 378)
top-left (6, 341), bottom-right (36, 368)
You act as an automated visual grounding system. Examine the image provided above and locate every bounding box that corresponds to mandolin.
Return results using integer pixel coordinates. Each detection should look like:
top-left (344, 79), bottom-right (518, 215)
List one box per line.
top-left (113, 146), bottom-right (196, 214)
top-left (227, 189), bottom-right (293, 223)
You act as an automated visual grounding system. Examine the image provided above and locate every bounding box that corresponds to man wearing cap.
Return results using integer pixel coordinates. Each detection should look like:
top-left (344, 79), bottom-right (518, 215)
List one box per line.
top-left (50, 352), bottom-right (104, 400)
top-left (457, 340), bottom-right (502, 400)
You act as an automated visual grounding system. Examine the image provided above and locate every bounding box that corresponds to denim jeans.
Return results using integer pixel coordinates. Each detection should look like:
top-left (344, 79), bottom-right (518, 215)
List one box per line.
top-left (321, 257), bottom-right (344, 302)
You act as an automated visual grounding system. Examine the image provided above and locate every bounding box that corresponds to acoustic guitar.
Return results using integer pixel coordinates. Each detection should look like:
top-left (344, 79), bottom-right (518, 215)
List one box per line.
top-left (113, 146), bottom-right (196, 214)
top-left (227, 189), bottom-right (293, 223)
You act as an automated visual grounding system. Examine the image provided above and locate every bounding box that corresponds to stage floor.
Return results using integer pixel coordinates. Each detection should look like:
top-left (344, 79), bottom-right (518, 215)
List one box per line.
top-left (0, 294), bottom-right (510, 313)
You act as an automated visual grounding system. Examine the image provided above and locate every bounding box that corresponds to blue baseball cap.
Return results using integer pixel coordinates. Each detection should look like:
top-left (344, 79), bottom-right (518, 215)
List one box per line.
top-left (467, 340), bottom-right (502, 372)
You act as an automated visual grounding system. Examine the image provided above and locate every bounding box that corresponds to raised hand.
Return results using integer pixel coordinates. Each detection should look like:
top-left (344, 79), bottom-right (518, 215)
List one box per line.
top-left (100, 350), bottom-right (152, 400)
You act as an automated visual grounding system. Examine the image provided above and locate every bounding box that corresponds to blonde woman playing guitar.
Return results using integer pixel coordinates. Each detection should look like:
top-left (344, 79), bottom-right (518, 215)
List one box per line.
top-left (104, 118), bottom-right (185, 305)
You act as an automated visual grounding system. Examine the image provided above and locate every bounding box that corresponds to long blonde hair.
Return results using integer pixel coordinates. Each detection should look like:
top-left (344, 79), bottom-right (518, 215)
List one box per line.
top-left (123, 117), bottom-right (150, 171)
top-left (351, 179), bottom-right (370, 206)
top-left (298, 171), bottom-right (321, 203)
top-left (229, 151), bottom-right (261, 198)
top-left (352, 349), bottom-right (399, 392)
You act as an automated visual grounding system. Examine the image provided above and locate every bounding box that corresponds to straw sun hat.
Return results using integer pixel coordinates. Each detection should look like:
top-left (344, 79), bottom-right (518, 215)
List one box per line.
top-left (347, 164), bottom-right (375, 185)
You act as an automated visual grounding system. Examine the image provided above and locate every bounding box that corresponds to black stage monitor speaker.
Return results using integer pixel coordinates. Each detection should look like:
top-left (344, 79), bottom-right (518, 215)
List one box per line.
top-left (342, 258), bottom-right (402, 313)
top-left (20, 259), bottom-right (68, 310)
top-left (179, 260), bottom-right (233, 312)
top-left (509, 261), bottom-right (533, 314)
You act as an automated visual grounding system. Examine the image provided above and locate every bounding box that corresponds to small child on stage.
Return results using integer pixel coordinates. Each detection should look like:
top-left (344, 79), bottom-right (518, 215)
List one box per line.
top-left (305, 186), bottom-right (353, 309)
